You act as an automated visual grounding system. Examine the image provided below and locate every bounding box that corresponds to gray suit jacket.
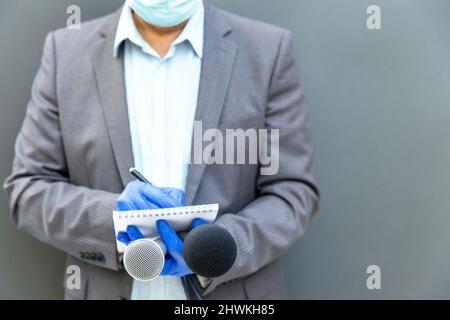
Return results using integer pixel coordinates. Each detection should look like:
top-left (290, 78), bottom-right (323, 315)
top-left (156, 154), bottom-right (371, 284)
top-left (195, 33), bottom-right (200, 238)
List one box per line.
top-left (4, 2), bottom-right (319, 300)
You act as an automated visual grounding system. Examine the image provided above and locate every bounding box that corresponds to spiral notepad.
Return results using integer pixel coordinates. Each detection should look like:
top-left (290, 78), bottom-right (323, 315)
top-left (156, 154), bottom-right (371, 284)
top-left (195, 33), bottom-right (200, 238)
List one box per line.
top-left (113, 204), bottom-right (219, 253)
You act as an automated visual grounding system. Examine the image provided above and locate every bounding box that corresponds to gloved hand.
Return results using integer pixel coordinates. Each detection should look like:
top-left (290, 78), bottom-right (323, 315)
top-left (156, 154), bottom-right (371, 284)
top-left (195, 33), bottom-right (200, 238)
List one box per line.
top-left (117, 218), bottom-right (207, 276)
top-left (157, 218), bottom-right (207, 276)
top-left (116, 180), bottom-right (184, 211)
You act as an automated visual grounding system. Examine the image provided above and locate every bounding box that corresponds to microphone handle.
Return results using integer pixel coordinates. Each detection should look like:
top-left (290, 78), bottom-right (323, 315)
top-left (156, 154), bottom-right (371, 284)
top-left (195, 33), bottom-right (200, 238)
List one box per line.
top-left (153, 238), bottom-right (167, 256)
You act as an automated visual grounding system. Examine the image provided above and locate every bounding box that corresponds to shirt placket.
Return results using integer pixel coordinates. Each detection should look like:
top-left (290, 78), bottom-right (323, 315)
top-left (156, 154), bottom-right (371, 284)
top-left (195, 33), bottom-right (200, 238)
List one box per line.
top-left (150, 60), bottom-right (168, 187)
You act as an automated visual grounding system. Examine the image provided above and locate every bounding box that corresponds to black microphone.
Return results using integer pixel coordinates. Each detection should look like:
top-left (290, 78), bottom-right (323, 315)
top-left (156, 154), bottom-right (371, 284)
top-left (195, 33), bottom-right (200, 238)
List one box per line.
top-left (183, 224), bottom-right (237, 278)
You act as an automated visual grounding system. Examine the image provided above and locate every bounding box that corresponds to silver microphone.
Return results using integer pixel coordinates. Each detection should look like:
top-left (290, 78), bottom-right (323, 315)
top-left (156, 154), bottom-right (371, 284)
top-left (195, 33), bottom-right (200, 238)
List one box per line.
top-left (123, 238), bottom-right (167, 281)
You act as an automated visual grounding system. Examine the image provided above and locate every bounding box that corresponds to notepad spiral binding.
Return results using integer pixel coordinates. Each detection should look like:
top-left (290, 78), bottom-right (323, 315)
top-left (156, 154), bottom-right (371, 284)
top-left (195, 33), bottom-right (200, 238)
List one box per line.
top-left (116, 204), bottom-right (219, 220)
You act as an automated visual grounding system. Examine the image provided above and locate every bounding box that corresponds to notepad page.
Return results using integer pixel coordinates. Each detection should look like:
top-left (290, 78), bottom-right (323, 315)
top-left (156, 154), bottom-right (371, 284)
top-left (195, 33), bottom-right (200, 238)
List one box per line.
top-left (113, 204), bottom-right (219, 253)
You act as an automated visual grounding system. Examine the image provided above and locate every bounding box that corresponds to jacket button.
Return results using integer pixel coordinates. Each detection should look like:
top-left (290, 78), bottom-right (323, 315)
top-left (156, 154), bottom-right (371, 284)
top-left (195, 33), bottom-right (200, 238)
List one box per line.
top-left (96, 253), bottom-right (106, 263)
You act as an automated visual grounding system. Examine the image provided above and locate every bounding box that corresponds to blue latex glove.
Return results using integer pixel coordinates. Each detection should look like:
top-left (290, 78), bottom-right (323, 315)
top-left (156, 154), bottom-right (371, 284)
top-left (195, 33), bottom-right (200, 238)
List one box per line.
top-left (116, 180), bottom-right (184, 211)
top-left (117, 218), bottom-right (207, 277)
top-left (157, 218), bottom-right (207, 276)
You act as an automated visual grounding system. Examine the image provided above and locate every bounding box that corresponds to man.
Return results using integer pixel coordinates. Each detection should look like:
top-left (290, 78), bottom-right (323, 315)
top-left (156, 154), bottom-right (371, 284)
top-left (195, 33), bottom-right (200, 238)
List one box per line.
top-left (4, 0), bottom-right (319, 300)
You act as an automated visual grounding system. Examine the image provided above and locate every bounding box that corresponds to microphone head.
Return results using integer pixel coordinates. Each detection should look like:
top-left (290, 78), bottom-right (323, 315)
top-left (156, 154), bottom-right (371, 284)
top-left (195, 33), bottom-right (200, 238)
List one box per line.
top-left (123, 239), bottom-right (165, 281)
top-left (183, 224), bottom-right (237, 278)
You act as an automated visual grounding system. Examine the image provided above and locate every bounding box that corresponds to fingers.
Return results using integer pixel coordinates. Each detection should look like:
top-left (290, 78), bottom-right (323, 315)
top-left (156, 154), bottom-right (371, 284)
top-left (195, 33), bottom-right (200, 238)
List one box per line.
top-left (116, 181), bottom-right (160, 211)
top-left (163, 188), bottom-right (185, 206)
top-left (142, 183), bottom-right (181, 208)
top-left (126, 225), bottom-right (145, 241)
top-left (156, 220), bottom-right (183, 259)
top-left (117, 225), bottom-right (143, 245)
top-left (118, 180), bottom-right (184, 210)
top-left (116, 199), bottom-right (132, 211)
top-left (192, 218), bottom-right (207, 229)
top-left (117, 232), bottom-right (131, 245)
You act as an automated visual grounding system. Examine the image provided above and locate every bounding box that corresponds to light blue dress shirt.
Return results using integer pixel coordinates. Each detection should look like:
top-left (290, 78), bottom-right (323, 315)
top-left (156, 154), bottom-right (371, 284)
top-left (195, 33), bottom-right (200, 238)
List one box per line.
top-left (113, 2), bottom-right (204, 300)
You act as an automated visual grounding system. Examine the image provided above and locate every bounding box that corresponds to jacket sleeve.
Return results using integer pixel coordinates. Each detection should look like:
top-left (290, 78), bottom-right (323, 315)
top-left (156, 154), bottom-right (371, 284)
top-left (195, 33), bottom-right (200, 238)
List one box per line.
top-left (3, 32), bottom-right (121, 271)
top-left (205, 30), bottom-right (320, 294)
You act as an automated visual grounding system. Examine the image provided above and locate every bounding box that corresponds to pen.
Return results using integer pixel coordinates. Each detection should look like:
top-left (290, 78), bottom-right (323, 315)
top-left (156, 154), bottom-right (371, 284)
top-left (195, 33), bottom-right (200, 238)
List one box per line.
top-left (129, 167), bottom-right (151, 184)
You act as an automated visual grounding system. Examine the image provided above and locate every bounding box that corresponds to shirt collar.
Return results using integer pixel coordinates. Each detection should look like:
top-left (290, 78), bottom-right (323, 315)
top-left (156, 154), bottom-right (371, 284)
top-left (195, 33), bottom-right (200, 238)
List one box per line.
top-left (113, 2), bottom-right (204, 58)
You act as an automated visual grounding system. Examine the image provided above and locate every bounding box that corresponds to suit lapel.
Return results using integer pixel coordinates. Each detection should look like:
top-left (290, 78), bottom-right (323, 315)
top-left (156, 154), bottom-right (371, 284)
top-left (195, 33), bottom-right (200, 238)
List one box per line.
top-left (185, 4), bottom-right (238, 205)
top-left (90, 10), bottom-right (135, 187)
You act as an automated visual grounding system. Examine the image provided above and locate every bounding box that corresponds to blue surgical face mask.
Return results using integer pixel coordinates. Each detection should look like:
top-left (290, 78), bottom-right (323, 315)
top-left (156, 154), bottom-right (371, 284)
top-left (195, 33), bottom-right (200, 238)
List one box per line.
top-left (127, 0), bottom-right (200, 28)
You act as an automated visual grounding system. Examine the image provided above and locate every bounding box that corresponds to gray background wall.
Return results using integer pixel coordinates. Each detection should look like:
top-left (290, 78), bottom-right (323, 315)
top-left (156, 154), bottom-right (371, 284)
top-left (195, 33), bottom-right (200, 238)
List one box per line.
top-left (1, 0), bottom-right (449, 299)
